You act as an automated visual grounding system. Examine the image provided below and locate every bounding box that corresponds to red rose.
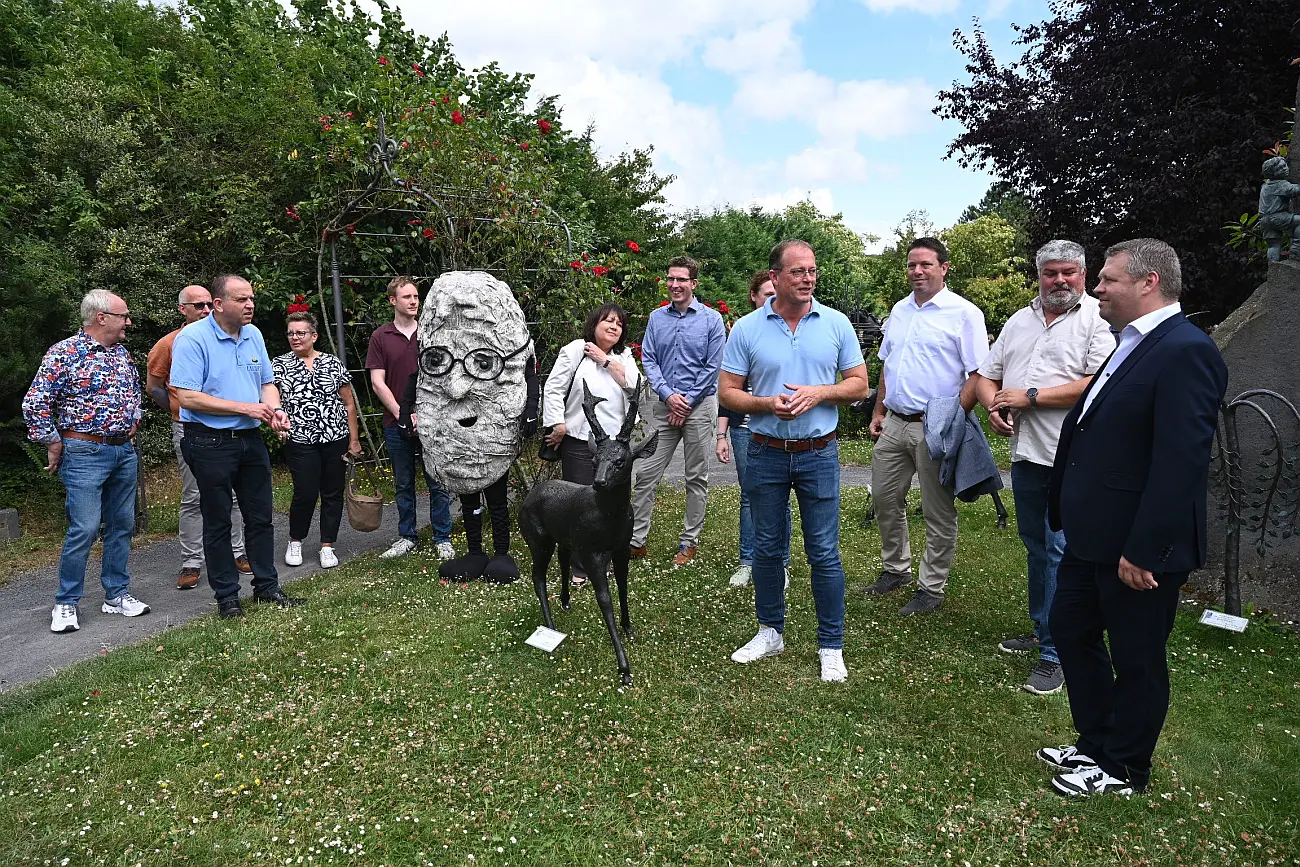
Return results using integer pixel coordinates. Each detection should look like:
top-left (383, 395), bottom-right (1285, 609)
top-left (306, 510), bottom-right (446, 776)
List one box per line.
top-left (659, 299), bottom-right (670, 307)
top-left (443, 95), bottom-right (451, 104)
top-left (412, 62), bottom-right (424, 77)
top-left (581, 252), bottom-right (589, 261)
top-left (423, 228), bottom-right (435, 239)
top-left (295, 295), bottom-right (306, 302)
top-left (408, 218), bottom-right (422, 225)
top-left (378, 56), bottom-right (388, 66)
top-left (626, 241), bottom-right (641, 253)
top-left (285, 206), bottom-right (301, 221)
top-left (591, 265), bottom-right (609, 277)
top-left (570, 260), bottom-right (584, 270)
top-left (451, 110), bottom-right (464, 125)
top-left (718, 301), bottom-right (730, 314)
top-left (537, 119), bottom-right (552, 134)
top-left (345, 224), bottom-right (356, 235)
top-left (519, 141), bottom-right (529, 151)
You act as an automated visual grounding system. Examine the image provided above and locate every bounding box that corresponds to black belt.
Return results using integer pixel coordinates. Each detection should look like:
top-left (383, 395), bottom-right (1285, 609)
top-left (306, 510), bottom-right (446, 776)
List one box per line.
top-left (888, 409), bottom-right (924, 423)
top-left (750, 431), bottom-right (837, 452)
top-left (183, 422), bottom-right (261, 439)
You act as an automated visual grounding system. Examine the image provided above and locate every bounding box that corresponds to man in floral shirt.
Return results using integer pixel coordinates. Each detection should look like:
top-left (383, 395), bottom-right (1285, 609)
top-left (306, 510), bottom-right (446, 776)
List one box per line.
top-left (23, 289), bottom-right (150, 634)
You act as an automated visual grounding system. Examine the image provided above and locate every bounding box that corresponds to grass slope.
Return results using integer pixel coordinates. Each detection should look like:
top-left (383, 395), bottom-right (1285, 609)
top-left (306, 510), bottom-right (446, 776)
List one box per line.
top-left (1, 487), bottom-right (1296, 865)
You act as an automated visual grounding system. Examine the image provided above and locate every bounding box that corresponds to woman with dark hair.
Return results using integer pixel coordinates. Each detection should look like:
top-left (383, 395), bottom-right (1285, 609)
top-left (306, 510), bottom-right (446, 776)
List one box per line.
top-left (272, 311), bottom-right (362, 570)
top-left (541, 302), bottom-right (641, 585)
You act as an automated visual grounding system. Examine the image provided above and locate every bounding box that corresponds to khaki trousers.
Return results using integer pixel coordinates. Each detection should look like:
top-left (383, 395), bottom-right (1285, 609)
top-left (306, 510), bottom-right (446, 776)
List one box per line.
top-left (174, 421), bottom-right (243, 569)
top-left (630, 393), bottom-right (715, 549)
top-left (871, 412), bottom-right (958, 596)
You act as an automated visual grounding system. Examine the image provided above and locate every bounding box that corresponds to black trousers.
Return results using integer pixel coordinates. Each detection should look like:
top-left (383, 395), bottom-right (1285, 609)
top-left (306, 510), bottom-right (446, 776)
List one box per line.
top-left (181, 427), bottom-right (279, 601)
top-left (283, 438), bottom-right (348, 544)
top-left (459, 474), bottom-right (510, 556)
top-left (1050, 546), bottom-right (1187, 788)
top-left (560, 434), bottom-right (596, 486)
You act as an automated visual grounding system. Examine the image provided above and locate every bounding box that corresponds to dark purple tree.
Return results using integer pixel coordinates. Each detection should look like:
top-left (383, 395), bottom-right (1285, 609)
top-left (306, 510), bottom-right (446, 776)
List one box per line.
top-left (936, 0), bottom-right (1300, 322)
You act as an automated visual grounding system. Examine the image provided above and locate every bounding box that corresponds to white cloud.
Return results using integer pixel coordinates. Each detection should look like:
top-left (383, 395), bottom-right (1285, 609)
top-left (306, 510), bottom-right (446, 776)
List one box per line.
top-left (856, 0), bottom-right (961, 14)
top-left (814, 78), bottom-right (935, 141)
top-left (702, 19), bottom-right (802, 74)
top-left (785, 145), bottom-right (870, 184)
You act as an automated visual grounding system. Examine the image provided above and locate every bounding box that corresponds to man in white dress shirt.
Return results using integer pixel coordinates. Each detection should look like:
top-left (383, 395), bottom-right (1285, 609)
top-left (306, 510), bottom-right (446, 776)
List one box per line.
top-left (865, 237), bottom-right (988, 615)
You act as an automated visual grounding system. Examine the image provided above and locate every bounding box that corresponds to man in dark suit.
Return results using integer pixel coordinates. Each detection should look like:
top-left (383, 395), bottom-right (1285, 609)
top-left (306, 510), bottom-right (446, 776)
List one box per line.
top-left (1039, 238), bottom-right (1227, 797)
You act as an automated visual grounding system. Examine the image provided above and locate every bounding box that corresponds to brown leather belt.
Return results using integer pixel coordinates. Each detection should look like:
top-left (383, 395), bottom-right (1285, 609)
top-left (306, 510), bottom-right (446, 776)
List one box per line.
top-left (61, 430), bottom-right (131, 446)
top-left (888, 409), bottom-right (924, 423)
top-left (751, 431), bottom-right (837, 452)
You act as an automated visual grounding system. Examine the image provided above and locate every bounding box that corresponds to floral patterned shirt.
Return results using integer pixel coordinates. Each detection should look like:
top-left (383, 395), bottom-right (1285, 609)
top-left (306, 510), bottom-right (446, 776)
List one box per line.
top-left (23, 331), bottom-right (142, 444)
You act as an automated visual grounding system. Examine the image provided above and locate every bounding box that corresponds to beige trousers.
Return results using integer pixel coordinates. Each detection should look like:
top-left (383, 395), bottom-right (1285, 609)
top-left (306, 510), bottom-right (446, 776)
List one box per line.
top-left (630, 393), bottom-right (715, 549)
top-left (871, 412), bottom-right (958, 596)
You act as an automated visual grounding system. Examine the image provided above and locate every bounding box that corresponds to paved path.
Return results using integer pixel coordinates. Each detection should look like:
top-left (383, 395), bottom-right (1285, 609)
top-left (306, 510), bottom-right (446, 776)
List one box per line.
top-left (1, 454), bottom-right (1008, 693)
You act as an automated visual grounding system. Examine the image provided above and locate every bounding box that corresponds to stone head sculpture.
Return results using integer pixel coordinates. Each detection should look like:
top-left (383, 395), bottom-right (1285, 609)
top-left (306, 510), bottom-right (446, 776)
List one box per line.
top-left (415, 271), bottom-right (533, 494)
top-left (1264, 156), bottom-right (1290, 180)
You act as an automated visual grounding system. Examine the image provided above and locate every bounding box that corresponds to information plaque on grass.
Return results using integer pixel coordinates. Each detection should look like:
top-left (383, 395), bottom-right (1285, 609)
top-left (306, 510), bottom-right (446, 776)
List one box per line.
top-left (1199, 609), bottom-right (1249, 633)
top-left (525, 626), bottom-right (567, 652)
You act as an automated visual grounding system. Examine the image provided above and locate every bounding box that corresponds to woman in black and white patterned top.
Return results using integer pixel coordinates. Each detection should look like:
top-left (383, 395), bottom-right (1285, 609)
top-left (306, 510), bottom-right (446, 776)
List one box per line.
top-left (273, 312), bottom-right (361, 569)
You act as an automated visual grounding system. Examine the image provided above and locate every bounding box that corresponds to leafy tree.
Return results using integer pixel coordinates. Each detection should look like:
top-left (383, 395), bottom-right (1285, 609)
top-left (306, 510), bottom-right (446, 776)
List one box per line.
top-left (935, 0), bottom-right (1300, 322)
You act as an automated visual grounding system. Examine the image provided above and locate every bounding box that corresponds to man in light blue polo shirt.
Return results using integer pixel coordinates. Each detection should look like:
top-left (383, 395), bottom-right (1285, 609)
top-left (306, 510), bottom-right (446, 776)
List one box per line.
top-left (720, 240), bottom-right (869, 683)
top-left (171, 274), bottom-right (305, 620)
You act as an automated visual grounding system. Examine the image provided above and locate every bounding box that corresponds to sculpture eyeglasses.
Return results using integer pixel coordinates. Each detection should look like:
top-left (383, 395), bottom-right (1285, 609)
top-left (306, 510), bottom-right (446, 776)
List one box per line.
top-left (420, 341), bottom-right (529, 381)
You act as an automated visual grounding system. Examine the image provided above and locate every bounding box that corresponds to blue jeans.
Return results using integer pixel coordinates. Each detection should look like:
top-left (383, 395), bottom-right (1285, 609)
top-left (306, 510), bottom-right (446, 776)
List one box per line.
top-left (1012, 460), bottom-right (1064, 664)
top-left (56, 438), bottom-right (137, 605)
top-left (745, 437), bottom-right (845, 649)
top-left (731, 427), bottom-right (790, 567)
top-left (384, 427), bottom-right (452, 544)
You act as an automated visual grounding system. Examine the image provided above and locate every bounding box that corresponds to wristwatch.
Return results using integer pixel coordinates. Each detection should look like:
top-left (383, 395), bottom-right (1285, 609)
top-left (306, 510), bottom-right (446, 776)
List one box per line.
top-left (1026, 387), bottom-right (1039, 408)
top-left (602, 358), bottom-right (611, 368)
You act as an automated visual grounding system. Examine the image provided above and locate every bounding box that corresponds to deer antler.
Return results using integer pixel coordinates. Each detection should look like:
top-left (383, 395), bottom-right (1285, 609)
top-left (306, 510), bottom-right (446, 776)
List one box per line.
top-left (618, 381), bottom-right (642, 442)
top-left (581, 381), bottom-right (609, 443)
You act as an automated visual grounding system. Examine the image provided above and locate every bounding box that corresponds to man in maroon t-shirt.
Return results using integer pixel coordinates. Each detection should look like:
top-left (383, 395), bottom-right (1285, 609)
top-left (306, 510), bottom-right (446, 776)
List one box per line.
top-left (365, 276), bottom-right (454, 559)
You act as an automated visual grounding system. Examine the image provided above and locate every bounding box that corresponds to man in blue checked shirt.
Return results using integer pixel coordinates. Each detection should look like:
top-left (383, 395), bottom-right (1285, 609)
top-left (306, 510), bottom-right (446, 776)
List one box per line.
top-left (628, 255), bottom-right (726, 568)
top-left (720, 240), bottom-right (869, 683)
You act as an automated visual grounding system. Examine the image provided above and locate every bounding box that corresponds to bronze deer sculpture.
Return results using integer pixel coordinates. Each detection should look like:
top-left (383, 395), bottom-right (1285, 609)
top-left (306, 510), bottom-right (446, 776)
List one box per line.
top-left (518, 382), bottom-right (658, 685)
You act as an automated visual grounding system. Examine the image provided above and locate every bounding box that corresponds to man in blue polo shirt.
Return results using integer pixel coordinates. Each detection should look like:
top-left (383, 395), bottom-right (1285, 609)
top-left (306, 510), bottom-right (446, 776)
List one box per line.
top-left (720, 240), bottom-right (869, 683)
top-left (171, 274), bottom-right (305, 619)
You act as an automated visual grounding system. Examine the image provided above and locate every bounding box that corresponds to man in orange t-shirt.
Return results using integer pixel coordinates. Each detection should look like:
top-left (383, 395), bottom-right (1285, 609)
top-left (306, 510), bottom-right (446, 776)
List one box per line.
top-left (146, 285), bottom-right (247, 590)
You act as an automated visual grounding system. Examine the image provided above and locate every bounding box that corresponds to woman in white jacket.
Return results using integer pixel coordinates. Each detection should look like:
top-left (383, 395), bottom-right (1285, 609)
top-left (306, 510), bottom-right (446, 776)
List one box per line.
top-left (542, 303), bottom-right (640, 583)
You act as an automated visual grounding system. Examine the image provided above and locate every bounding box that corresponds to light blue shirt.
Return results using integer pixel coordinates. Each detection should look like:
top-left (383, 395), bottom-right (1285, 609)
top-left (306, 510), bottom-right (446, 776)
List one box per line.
top-left (722, 297), bottom-right (865, 439)
top-left (640, 297), bottom-right (726, 407)
top-left (170, 314), bottom-right (275, 430)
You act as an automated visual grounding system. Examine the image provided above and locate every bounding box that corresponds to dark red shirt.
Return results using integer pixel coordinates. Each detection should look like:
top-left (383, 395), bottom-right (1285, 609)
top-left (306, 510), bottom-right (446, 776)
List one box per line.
top-left (365, 322), bottom-right (420, 428)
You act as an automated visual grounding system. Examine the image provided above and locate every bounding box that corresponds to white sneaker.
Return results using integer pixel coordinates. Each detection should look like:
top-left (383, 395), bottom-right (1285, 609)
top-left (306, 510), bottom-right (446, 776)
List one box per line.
top-left (729, 565), bottom-right (752, 587)
top-left (319, 546), bottom-right (339, 568)
top-left (102, 593), bottom-right (150, 617)
top-left (285, 540), bottom-right (303, 566)
top-left (436, 541), bottom-right (456, 560)
top-left (819, 648), bottom-right (848, 682)
top-left (50, 604), bottom-right (79, 633)
top-left (380, 538), bottom-right (417, 559)
top-left (731, 626), bottom-right (784, 664)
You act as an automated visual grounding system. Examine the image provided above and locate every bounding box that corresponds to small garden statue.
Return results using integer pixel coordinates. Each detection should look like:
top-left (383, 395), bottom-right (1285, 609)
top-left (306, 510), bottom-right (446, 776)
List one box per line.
top-left (1259, 155), bottom-right (1300, 262)
top-left (411, 271), bottom-right (538, 582)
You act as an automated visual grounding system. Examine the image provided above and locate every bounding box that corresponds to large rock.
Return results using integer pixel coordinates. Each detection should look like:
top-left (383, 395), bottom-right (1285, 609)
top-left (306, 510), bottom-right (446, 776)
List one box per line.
top-left (1196, 261), bottom-right (1300, 620)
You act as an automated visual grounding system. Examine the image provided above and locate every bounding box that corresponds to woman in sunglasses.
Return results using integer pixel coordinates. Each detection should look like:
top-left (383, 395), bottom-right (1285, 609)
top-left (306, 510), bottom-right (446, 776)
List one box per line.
top-left (272, 310), bottom-right (362, 569)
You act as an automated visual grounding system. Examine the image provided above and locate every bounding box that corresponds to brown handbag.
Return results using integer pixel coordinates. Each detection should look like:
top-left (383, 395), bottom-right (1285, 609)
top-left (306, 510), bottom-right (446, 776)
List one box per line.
top-left (345, 456), bottom-right (383, 532)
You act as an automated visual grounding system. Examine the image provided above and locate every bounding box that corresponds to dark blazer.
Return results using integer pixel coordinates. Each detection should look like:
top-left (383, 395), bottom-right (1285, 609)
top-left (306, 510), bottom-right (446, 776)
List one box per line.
top-left (1048, 312), bottom-right (1227, 572)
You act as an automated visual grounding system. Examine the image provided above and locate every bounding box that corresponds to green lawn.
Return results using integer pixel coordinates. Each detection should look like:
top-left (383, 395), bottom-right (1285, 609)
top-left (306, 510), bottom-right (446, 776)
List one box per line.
top-left (1, 486), bottom-right (1296, 865)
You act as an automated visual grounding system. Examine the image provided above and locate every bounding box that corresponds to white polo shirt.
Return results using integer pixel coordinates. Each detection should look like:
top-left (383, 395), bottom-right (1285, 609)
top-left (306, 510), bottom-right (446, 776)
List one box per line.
top-left (979, 293), bottom-right (1114, 466)
top-left (879, 287), bottom-right (988, 414)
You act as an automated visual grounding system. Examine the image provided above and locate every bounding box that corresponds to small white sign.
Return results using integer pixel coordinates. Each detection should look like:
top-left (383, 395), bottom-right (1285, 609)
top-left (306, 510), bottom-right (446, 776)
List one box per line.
top-left (525, 626), bottom-right (567, 652)
top-left (1199, 609), bottom-right (1249, 633)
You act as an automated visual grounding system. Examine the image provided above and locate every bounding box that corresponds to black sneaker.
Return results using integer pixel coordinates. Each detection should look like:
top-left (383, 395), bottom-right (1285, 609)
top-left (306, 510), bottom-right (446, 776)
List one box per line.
top-left (253, 589), bottom-right (307, 608)
top-left (1050, 766), bottom-right (1139, 797)
top-left (861, 571), bottom-right (908, 596)
top-left (217, 597), bottom-right (244, 620)
top-left (1023, 660), bottom-right (1065, 695)
top-left (998, 634), bottom-right (1037, 655)
top-left (899, 589), bottom-right (942, 616)
top-left (1035, 744), bottom-right (1095, 772)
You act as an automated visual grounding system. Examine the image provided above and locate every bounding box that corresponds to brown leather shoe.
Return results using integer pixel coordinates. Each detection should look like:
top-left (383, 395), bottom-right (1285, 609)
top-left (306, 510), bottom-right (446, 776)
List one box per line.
top-left (628, 545), bottom-right (648, 560)
top-left (234, 555), bottom-right (252, 574)
top-left (177, 567), bottom-right (201, 590)
top-left (672, 546), bottom-right (698, 568)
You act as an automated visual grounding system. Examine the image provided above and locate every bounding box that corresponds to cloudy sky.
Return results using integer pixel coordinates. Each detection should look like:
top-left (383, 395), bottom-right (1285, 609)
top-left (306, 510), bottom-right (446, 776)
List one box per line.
top-left (391, 0), bottom-right (1050, 246)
